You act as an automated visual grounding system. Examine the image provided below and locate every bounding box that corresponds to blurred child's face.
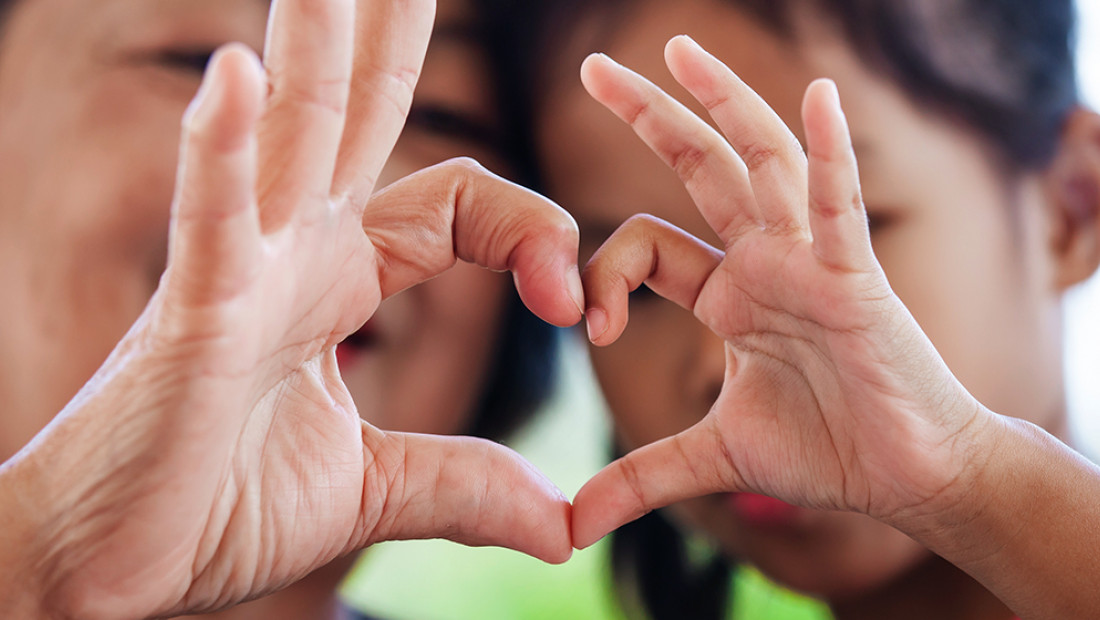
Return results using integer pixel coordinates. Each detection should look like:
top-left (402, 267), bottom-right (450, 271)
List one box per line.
top-left (0, 0), bottom-right (507, 461)
top-left (337, 0), bottom-right (512, 436)
top-left (538, 0), bottom-right (1070, 598)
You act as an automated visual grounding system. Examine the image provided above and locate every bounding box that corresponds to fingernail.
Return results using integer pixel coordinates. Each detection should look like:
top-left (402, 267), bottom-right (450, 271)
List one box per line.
top-left (567, 266), bottom-right (585, 316)
top-left (586, 308), bottom-right (608, 343)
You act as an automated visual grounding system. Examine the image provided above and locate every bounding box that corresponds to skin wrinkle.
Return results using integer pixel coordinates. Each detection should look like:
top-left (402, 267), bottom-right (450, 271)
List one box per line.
top-left (360, 430), bottom-right (402, 546)
top-left (264, 75), bottom-right (351, 125)
top-left (351, 422), bottom-right (380, 549)
top-left (340, 65), bottom-right (420, 206)
top-left (671, 431), bottom-right (704, 488)
top-left (893, 404), bottom-right (985, 519)
top-left (474, 441), bottom-right (494, 542)
top-left (618, 450), bottom-right (654, 519)
top-left (0, 0), bottom-right (571, 613)
top-left (670, 141), bottom-right (713, 191)
top-left (710, 418), bottom-right (741, 490)
top-left (352, 60), bottom-right (419, 120)
top-left (193, 460), bottom-right (244, 593)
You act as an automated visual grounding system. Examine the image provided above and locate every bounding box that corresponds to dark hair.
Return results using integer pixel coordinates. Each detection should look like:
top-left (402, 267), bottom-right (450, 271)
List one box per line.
top-left (466, 294), bottom-right (560, 441)
top-left (752, 0), bottom-right (1079, 170)
top-left (0, 1), bottom-right (13, 32)
top-left (532, 0), bottom-right (1079, 172)
top-left (515, 0), bottom-right (1082, 618)
top-left (461, 0), bottom-right (562, 442)
top-left (608, 450), bottom-right (733, 620)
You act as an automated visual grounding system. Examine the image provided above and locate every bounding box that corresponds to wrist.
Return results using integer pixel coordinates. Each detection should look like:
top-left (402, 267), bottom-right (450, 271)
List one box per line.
top-left (892, 408), bottom-right (1045, 561)
top-left (885, 394), bottom-right (1004, 539)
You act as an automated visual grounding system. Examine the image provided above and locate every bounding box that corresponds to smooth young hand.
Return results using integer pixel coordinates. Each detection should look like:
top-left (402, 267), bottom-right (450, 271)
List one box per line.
top-left (0, 1), bottom-right (581, 617)
top-left (572, 36), bottom-right (993, 548)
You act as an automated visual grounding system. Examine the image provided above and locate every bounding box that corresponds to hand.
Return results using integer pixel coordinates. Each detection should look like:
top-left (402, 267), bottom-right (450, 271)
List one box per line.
top-left (1, 1), bottom-right (581, 617)
top-left (571, 36), bottom-right (993, 549)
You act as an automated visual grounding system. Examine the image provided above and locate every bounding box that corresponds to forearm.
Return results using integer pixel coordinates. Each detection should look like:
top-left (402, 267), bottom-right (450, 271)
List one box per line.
top-left (904, 413), bottom-right (1100, 620)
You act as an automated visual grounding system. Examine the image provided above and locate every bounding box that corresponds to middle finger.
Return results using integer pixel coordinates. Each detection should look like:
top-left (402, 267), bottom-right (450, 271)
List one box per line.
top-left (257, 0), bottom-right (355, 229)
top-left (331, 0), bottom-right (437, 208)
top-left (665, 35), bottom-right (810, 232)
top-left (579, 53), bottom-right (762, 248)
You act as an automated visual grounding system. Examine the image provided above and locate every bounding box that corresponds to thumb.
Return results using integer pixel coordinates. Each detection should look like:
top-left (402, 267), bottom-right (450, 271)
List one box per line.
top-left (357, 426), bottom-right (573, 564)
top-left (571, 416), bottom-right (741, 549)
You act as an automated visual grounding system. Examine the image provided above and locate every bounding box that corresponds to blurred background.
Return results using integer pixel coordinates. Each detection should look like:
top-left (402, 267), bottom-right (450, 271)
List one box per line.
top-left (345, 1), bottom-right (1100, 617)
top-left (1067, 0), bottom-right (1100, 458)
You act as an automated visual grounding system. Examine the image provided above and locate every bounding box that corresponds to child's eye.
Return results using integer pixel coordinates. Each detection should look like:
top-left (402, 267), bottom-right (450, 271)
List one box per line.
top-left (155, 50), bottom-right (216, 75)
top-left (405, 104), bottom-right (503, 151)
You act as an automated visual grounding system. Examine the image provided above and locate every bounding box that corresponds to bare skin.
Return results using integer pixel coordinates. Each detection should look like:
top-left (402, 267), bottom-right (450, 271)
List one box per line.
top-left (0, 0), bottom-right (527, 616)
top-left (570, 36), bottom-right (1100, 620)
top-left (0, 1), bottom-right (582, 617)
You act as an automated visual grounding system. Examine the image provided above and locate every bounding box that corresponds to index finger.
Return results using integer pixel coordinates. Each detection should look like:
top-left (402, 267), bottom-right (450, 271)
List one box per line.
top-left (364, 158), bottom-right (585, 328)
top-left (665, 35), bottom-right (810, 232)
top-left (579, 53), bottom-right (762, 246)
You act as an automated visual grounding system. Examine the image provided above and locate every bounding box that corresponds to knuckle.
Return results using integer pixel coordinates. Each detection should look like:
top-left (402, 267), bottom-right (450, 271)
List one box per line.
top-left (269, 76), bottom-right (349, 118)
top-left (700, 89), bottom-right (735, 116)
top-left (669, 143), bottom-right (710, 185)
top-left (182, 107), bottom-right (241, 155)
top-left (618, 213), bottom-right (666, 241)
top-left (545, 217), bottom-right (579, 248)
top-left (619, 458), bottom-right (652, 515)
top-left (622, 212), bottom-right (661, 231)
top-left (623, 99), bottom-right (652, 128)
top-left (438, 157), bottom-right (488, 209)
top-left (441, 156), bottom-right (487, 176)
top-left (739, 141), bottom-right (783, 173)
top-left (352, 61), bottom-right (419, 119)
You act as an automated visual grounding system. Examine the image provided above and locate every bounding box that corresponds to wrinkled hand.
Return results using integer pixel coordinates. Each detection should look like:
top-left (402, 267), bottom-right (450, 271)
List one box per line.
top-left (3, 1), bottom-right (581, 617)
top-left (572, 36), bottom-right (991, 548)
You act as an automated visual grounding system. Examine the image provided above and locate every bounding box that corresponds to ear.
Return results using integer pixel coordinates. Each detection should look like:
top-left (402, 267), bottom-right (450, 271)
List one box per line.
top-left (1043, 107), bottom-right (1100, 291)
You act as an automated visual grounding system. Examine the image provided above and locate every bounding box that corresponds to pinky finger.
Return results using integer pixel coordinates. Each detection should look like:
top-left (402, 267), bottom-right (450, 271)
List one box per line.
top-left (583, 214), bottom-right (722, 345)
top-left (802, 79), bottom-right (875, 273)
top-left (167, 44), bottom-right (266, 307)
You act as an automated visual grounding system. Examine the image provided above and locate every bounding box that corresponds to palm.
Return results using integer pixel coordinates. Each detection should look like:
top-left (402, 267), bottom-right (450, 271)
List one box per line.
top-left (16, 2), bottom-right (580, 617)
top-left (573, 38), bottom-right (980, 548)
top-left (696, 233), bottom-right (921, 512)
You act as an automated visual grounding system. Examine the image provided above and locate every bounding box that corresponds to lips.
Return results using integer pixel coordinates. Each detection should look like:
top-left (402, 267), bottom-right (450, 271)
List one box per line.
top-left (727, 492), bottom-right (803, 527)
top-left (336, 320), bottom-right (379, 367)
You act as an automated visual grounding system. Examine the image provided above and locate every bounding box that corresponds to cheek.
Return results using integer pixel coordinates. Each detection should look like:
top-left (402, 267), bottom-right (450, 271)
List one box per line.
top-left (0, 73), bottom-right (188, 453)
top-left (352, 265), bottom-right (510, 435)
top-left (6, 72), bottom-right (185, 287)
top-left (874, 199), bottom-right (1058, 423)
top-left (74, 75), bottom-right (186, 241)
top-left (589, 305), bottom-right (720, 450)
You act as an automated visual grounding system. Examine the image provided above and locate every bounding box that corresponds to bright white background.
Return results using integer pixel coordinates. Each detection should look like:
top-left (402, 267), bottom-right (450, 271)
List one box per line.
top-left (1067, 0), bottom-right (1100, 456)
